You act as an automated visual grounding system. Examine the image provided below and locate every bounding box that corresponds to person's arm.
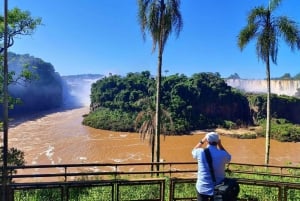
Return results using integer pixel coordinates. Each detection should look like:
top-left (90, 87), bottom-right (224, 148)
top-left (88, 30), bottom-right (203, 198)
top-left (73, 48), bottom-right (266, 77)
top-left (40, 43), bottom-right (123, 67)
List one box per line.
top-left (192, 136), bottom-right (206, 159)
top-left (217, 139), bottom-right (227, 151)
top-left (218, 139), bottom-right (231, 162)
top-left (193, 136), bottom-right (207, 149)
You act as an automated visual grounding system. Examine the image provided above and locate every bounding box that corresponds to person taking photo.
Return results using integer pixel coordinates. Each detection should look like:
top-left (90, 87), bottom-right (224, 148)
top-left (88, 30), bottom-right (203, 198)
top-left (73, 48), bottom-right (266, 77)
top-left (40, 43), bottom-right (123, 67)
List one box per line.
top-left (192, 132), bottom-right (231, 201)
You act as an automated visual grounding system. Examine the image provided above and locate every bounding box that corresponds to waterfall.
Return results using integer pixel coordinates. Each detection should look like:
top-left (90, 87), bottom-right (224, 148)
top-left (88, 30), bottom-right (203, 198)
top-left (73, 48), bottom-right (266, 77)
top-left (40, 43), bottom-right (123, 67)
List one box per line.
top-left (226, 79), bottom-right (300, 96)
top-left (61, 75), bottom-right (102, 108)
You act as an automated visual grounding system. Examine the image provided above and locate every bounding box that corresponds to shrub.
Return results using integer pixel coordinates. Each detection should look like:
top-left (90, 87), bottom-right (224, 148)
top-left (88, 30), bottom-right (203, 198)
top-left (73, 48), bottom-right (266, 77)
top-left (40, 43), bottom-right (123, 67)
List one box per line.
top-left (82, 108), bottom-right (135, 132)
top-left (259, 118), bottom-right (300, 142)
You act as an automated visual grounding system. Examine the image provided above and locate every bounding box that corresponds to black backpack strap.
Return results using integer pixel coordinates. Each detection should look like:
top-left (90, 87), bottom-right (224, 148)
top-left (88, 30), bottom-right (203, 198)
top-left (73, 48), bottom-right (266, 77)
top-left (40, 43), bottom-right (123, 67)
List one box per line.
top-left (204, 148), bottom-right (216, 183)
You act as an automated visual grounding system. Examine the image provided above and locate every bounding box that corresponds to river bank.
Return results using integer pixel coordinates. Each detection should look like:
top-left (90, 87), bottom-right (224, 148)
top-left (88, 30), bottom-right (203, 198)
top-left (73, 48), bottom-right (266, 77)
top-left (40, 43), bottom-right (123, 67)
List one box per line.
top-left (191, 126), bottom-right (261, 137)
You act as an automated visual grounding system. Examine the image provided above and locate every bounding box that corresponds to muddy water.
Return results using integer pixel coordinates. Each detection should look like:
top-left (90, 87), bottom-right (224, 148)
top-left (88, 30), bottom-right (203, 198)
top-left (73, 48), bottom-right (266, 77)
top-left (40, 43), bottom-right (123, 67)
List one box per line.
top-left (7, 107), bottom-right (300, 166)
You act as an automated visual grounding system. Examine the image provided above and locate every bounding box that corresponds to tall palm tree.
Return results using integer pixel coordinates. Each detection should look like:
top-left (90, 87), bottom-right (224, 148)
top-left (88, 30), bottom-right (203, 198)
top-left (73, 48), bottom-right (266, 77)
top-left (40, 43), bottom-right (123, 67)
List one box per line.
top-left (137, 0), bottom-right (183, 170)
top-left (238, 0), bottom-right (300, 165)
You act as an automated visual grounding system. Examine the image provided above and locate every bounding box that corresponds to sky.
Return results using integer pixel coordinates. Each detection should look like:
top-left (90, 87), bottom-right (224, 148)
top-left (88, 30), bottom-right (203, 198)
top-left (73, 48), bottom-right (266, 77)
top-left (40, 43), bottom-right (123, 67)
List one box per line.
top-left (3, 0), bottom-right (300, 79)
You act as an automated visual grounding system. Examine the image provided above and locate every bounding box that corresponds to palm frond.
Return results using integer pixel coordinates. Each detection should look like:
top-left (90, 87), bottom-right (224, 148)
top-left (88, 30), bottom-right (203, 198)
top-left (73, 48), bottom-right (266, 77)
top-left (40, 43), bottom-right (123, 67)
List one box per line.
top-left (277, 16), bottom-right (300, 51)
top-left (137, 0), bottom-right (183, 53)
top-left (247, 6), bottom-right (267, 24)
top-left (134, 98), bottom-right (174, 142)
top-left (148, 2), bottom-right (160, 52)
top-left (165, 0), bottom-right (183, 37)
top-left (137, 0), bottom-right (152, 40)
top-left (238, 23), bottom-right (257, 50)
top-left (269, 0), bottom-right (282, 11)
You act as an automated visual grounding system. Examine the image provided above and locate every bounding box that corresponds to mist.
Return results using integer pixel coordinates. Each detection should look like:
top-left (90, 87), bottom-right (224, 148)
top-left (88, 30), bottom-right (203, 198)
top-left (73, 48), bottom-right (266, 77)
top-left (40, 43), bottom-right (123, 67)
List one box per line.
top-left (61, 75), bottom-right (102, 109)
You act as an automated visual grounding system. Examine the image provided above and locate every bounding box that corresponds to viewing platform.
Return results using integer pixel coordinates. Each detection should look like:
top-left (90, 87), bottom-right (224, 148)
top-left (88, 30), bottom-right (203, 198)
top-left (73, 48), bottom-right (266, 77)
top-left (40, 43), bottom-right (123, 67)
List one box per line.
top-left (1, 162), bottom-right (300, 200)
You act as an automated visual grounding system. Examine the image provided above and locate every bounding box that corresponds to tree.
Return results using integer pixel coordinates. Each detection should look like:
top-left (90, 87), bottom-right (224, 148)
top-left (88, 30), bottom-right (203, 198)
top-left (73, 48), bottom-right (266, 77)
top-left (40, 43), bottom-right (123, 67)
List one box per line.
top-left (238, 0), bottom-right (300, 165)
top-left (134, 96), bottom-right (173, 171)
top-left (0, 146), bottom-right (25, 180)
top-left (0, 8), bottom-right (42, 107)
top-left (0, 8), bottom-right (42, 52)
top-left (137, 0), bottom-right (183, 171)
top-left (0, 6), bottom-right (41, 200)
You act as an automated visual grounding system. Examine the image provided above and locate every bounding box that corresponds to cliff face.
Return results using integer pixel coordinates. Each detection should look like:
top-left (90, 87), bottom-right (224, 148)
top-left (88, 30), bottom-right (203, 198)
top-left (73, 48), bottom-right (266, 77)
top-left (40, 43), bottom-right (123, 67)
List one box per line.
top-left (226, 78), bottom-right (300, 124)
top-left (272, 97), bottom-right (300, 124)
top-left (226, 79), bottom-right (300, 97)
top-left (247, 94), bottom-right (300, 124)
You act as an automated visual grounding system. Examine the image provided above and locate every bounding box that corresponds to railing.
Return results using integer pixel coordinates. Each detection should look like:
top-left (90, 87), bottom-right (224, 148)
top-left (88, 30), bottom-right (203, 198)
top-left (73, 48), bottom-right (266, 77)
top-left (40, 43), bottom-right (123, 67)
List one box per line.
top-left (1, 162), bottom-right (300, 201)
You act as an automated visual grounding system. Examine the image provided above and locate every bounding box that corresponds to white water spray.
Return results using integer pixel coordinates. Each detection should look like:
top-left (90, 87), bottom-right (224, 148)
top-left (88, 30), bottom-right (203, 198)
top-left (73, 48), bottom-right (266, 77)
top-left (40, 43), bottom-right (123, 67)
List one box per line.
top-left (226, 79), bottom-right (300, 96)
top-left (61, 75), bottom-right (102, 108)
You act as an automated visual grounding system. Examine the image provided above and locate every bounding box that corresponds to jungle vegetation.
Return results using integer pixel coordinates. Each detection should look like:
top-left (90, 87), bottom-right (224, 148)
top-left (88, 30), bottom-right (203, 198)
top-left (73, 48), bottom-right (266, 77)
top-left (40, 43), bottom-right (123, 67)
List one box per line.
top-left (83, 70), bottom-right (300, 143)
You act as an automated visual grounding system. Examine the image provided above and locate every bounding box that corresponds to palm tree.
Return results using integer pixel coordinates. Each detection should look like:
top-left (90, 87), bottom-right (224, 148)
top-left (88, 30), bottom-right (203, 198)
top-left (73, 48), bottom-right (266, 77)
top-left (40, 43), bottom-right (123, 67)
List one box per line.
top-left (134, 97), bottom-right (156, 170)
top-left (134, 96), bottom-right (173, 171)
top-left (238, 0), bottom-right (300, 165)
top-left (137, 0), bottom-right (183, 170)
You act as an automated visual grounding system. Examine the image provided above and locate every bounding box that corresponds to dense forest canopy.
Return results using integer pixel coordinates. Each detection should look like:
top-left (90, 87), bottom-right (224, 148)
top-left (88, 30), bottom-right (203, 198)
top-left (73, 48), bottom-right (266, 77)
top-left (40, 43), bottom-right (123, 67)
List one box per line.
top-left (84, 71), bottom-right (252, 133)
top-left (83, 71), bottom-right (300, 142)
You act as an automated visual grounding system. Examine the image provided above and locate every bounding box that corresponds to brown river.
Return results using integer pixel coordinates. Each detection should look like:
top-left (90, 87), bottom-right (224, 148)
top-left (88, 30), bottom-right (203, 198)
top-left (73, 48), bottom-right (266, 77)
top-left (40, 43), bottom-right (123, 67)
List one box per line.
top-left (7, 107), bottom-right (300, 166)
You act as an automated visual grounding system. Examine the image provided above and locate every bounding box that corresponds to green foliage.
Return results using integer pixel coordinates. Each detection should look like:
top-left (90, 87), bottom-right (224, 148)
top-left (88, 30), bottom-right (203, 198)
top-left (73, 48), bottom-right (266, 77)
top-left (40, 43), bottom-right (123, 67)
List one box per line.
top-left (222, 120), bottom-right (236, 129)
top-left (227, 164), bottom-right (300, 201)
top-left (68, 186), bottom-right (112, 201)
top-left (90, 71), bottom-right (154, 113)
top-left (238, 0), bottom-right (300, 65)
top-left (0, 53), bottom-right (64, 116)
top-left (118, 183), bottom-right (161, 200)
top-left (82, 108), bottom-right (135, 132)
top-left (259, 118), bottom-right (300, 142)
top-left (85, 72), bottom-right (252, 134)
top-left (137, 0), bottom-right (183, 52)
top-left (172, 182), bottom-right (196, 199)
top-left (86, 72), bottom-right (300, 142)
top-left (247, 93), bottom-right (300, 125)
top-left (238, 0), bottom-right (300, 164)
top-left (13, 188), bottom-right (61, 201)
top-left (0, 7), bottom-right (42, 50)
top-left (236, 133), bottom-right (257, 139)
top-left (0, 146), bottom-right (25, 181)
top-left (0, 8), bottom-right (53, 117)
top-left (10, 171), bottom-right (300, 201)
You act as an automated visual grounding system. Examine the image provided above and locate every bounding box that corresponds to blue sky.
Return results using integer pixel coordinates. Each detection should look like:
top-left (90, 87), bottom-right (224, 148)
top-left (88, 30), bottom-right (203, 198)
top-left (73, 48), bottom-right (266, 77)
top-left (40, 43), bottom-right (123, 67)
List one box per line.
top-left (4, 0), bottom-right (300, 79)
